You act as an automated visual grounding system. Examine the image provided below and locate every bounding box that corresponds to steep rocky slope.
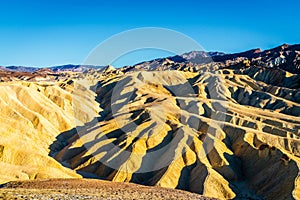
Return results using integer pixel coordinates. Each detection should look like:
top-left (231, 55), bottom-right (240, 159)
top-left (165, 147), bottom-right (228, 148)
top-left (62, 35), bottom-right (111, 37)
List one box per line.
top-left (0, 44), bottom-right (299, 199)
top-left (0, 78), bottom-right (100, 183)
top-left (52, 69), bottom-right (300, 199)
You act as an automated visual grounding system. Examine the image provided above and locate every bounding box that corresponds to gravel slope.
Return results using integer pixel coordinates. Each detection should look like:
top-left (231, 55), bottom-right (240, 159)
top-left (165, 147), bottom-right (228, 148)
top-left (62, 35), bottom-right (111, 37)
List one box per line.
top-left (0, 178), bottom-right (216, 200)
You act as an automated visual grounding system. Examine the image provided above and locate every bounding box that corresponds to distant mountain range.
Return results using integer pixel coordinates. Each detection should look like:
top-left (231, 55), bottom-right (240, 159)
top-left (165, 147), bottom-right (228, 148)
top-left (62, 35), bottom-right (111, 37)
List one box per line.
top-left (0, 64), bottom-right (103, 73)
top-left (125, 44), bottom-right (300, 74)
top-left (0, 44), bottom-right (299, 74)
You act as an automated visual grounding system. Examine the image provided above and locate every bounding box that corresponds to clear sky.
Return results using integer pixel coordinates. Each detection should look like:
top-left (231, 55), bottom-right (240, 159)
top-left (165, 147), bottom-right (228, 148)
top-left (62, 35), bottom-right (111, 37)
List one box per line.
top-left (0, 0), bottom-right (299, 68)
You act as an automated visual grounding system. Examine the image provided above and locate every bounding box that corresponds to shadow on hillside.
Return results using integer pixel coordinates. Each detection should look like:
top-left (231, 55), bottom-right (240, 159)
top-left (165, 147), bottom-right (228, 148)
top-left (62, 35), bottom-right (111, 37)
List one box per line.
top-left (220, 129), bottom-right (299, 200)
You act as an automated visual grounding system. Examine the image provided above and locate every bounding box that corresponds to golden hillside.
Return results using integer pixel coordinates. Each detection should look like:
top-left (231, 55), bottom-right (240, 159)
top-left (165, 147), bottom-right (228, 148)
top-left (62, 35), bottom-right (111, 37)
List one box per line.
top-left (0, 79), bottom-right (100, 183)
top-left (0, 45), bottom-right (300, 199)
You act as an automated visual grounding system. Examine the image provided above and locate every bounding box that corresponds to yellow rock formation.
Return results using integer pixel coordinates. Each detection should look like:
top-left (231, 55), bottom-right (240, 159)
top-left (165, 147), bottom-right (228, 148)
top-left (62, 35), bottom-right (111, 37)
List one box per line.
top-left (0, 65), bottom-right (299, 200)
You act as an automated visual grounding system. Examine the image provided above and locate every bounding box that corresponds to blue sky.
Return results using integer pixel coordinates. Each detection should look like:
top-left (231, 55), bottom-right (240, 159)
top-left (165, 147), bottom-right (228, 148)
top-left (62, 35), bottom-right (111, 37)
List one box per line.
top-left (0, 0), bottom-right (299, 67)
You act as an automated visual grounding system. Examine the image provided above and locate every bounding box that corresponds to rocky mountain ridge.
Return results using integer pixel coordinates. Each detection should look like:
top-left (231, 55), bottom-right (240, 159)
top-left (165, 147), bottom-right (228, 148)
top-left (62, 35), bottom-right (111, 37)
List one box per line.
top-left (2, 44), bottom-right (299, 74)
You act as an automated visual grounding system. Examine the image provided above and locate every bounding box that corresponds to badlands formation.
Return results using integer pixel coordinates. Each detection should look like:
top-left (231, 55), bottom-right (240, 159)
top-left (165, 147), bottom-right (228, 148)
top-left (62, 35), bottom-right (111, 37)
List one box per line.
top-left (0, 44), bottom-right (299, 199)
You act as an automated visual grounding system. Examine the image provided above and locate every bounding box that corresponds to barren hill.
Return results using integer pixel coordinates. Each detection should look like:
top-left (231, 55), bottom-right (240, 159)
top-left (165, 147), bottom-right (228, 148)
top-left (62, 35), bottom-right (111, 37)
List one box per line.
top-left (0, 44), bottom-right (299, 199)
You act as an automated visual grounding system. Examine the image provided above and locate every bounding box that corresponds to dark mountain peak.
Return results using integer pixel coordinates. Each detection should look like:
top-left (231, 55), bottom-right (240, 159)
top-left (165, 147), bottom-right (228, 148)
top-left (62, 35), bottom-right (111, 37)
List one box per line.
top-left (181, 50), bottom-right (226, 59)
top-left (168, 55), bottom-right (187, 63)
